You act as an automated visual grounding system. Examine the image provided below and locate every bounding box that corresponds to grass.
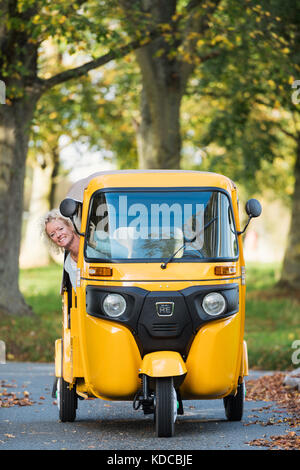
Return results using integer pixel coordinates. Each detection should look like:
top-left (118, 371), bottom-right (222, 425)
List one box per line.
top-left (245, 262), bottom-right (300, 370)
top-left (0, 264), bottom-right (62, 362)
top-left (0, 262), bottom-right (299, 369)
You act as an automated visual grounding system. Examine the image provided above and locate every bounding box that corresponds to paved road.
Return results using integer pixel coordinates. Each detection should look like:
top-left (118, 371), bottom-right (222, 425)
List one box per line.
top-left (0, 362), bottom-right (294, 451)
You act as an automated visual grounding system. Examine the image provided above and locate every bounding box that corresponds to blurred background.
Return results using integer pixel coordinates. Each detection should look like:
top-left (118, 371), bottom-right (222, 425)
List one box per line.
top-left (0, 0), bottom-right (299, 369)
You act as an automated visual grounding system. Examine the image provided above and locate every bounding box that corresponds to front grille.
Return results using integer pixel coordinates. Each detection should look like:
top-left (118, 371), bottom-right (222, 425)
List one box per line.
top-left (152, 323), bottom-right (179, 333)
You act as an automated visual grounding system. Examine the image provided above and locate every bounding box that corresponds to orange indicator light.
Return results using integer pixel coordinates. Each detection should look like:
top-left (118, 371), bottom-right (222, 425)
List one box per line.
top-left (89, 267), bottom-right (113, 277)
top-left (214, 266), bottom-right (236, 276)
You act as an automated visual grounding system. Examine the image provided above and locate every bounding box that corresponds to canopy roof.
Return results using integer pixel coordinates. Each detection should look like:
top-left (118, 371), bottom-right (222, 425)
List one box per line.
top-left (66, 169), bottom-right (234, 203)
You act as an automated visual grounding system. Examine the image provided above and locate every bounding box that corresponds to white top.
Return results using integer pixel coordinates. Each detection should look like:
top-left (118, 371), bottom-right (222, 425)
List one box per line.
top-left (64, 253), bottom-right (77, 292)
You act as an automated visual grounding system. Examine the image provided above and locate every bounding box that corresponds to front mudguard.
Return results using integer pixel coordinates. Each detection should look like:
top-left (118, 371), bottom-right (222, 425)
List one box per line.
top-left (140, 351), bottom-right (187, 387)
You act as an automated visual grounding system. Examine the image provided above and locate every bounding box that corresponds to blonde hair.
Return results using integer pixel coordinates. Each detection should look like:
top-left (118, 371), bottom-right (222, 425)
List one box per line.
top-left (41, 208), bottom-right (74, 253)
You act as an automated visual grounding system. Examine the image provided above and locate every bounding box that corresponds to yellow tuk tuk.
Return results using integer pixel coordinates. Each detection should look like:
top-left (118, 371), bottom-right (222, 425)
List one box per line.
top-left (54, 170), bottom-right (261, 437)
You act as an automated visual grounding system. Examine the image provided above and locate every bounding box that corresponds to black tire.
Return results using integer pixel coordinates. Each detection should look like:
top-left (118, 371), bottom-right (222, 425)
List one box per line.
top-left (223, 382), bottom-right (245, 421)
top-left (58, 378), bottom-right (77, 422)
top-left (155, 377), bottom-right (176, 437)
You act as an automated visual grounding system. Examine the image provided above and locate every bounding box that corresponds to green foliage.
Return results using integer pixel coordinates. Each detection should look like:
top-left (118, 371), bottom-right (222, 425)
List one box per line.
top-left (180, 0), bottom-right (299, 201)
top-left (0, 0), bottom-right (143, 102)
top-left (30, 56), bottom-right (140, 169)
top-left (2, 0), bottom-right (299, 188)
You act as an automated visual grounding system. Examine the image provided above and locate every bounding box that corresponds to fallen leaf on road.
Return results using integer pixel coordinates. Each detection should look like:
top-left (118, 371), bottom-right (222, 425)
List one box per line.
top-left (246, 372), bottom-right (300, 428)
top-left (245, 373), bottom-right (300, 449)
top-left (247, 432), bottom-right (300, 450)
top-left (0, 380), bottom-right (16, 389)
top-left (0, 381), bottom-right (34, 408)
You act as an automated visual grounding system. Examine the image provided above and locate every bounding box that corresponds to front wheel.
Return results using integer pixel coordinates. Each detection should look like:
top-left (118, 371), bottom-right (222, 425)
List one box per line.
top-left (155, 377), bottom-right (177, 437)
top-left (223, 382), bottom-right (245, 421)
top-left (57, 378), bottom-right (77, 422)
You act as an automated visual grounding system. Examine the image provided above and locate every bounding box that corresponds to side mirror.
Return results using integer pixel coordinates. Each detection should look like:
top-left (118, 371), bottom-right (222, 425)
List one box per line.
top-left (245, 198), bottom-right (262, 218)
top-left (59, 198), bottom-right (78, 218)
top-left (59, 198), bottom-right (84, 236)
top-left (237, 198), bottom-right (262, 235)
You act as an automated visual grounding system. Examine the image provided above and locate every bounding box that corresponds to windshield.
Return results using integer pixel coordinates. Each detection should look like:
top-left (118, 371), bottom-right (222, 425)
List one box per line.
top-left (85, 189), bottom-right (238, 262)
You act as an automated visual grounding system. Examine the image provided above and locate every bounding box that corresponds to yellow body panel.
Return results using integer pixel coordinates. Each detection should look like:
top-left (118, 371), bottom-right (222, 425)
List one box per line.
top-left (63, 329), bottom-right (72, 383)
top-left (86, 171), bottom-right (235, 194)
top-left (81, 262), bottom-right (239, 285)
top-left (80, 314), bottom-right (142, 400)
top-left (71, 335), bottom-right (84, 378)
top-left (55, 170), bottom-right (248, 401)
top-left (140, 351), bottom-right (187, 377)
top-left (180, 314), bottom-right (242, 399)
top-left (55, 339), bottom-right (62, 377)
top-left (241, 340), bottom-right (249, 377)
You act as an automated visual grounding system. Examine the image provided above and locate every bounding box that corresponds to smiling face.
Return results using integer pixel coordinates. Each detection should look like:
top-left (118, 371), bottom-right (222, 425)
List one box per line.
top-left (46, 219), bottom-right (76, 251)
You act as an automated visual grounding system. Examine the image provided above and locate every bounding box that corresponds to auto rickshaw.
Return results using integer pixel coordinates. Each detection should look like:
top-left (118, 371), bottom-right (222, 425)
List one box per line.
top-left (54, 170), bottom-right (261, 437)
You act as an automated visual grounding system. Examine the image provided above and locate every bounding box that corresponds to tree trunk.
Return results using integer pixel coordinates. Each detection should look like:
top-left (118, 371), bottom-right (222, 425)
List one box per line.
top-left (132, 0), bottom-right (220, 170)
top-left (134, 1), bottom-right (184, 169)
top-left (136, 68), bottom-right (183, 169)
top-left (0, 99), bottom-right (36, 315)
top-left (279, 132), bottom-right (300, 290)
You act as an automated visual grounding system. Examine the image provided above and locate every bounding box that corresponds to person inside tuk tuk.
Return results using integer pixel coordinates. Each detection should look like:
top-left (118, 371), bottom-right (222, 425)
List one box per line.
top-left (42, 209), bottom-right (128, 291)
top-left (42, 209), bottom-right (80, 291)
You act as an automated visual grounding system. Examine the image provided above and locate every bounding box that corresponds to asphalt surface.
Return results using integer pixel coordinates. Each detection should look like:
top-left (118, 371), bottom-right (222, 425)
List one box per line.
top-left (0, 362), bottom-right (295, 452)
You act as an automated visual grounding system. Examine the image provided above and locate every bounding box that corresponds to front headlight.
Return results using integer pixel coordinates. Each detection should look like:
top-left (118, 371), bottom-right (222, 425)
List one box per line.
top-left (102, 293), bottom-right (127, 318)
top-left (202, 292), bottom-right (226, 316)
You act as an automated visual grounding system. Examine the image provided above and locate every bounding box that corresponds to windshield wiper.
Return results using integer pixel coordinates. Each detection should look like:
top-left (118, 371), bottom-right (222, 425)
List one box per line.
top-left (160, 235), bottom-right (196, 269)
top-left (160, 216), bottom-right (218, 269)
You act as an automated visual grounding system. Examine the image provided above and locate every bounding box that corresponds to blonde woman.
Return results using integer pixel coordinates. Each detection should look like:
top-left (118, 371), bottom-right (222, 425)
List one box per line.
top-left (42, 209), bottom-right (80, 291)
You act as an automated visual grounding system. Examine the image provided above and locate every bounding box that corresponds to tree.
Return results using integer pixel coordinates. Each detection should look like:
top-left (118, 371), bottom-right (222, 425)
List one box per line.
top-left (263, 0), bottom-right (300, 290)
top-left (0, 0), bottom-right (157, 315)
top-left (186, 0), bottom-right (300, 289)
top-left (116, 0), bottom-right (222, 168)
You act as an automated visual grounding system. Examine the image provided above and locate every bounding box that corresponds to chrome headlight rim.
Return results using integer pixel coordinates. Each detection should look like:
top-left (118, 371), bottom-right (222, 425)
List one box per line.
top-left (202, 292), bottom-right (226, 317)
top-left (102, 293), bottom-right (127, 318)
